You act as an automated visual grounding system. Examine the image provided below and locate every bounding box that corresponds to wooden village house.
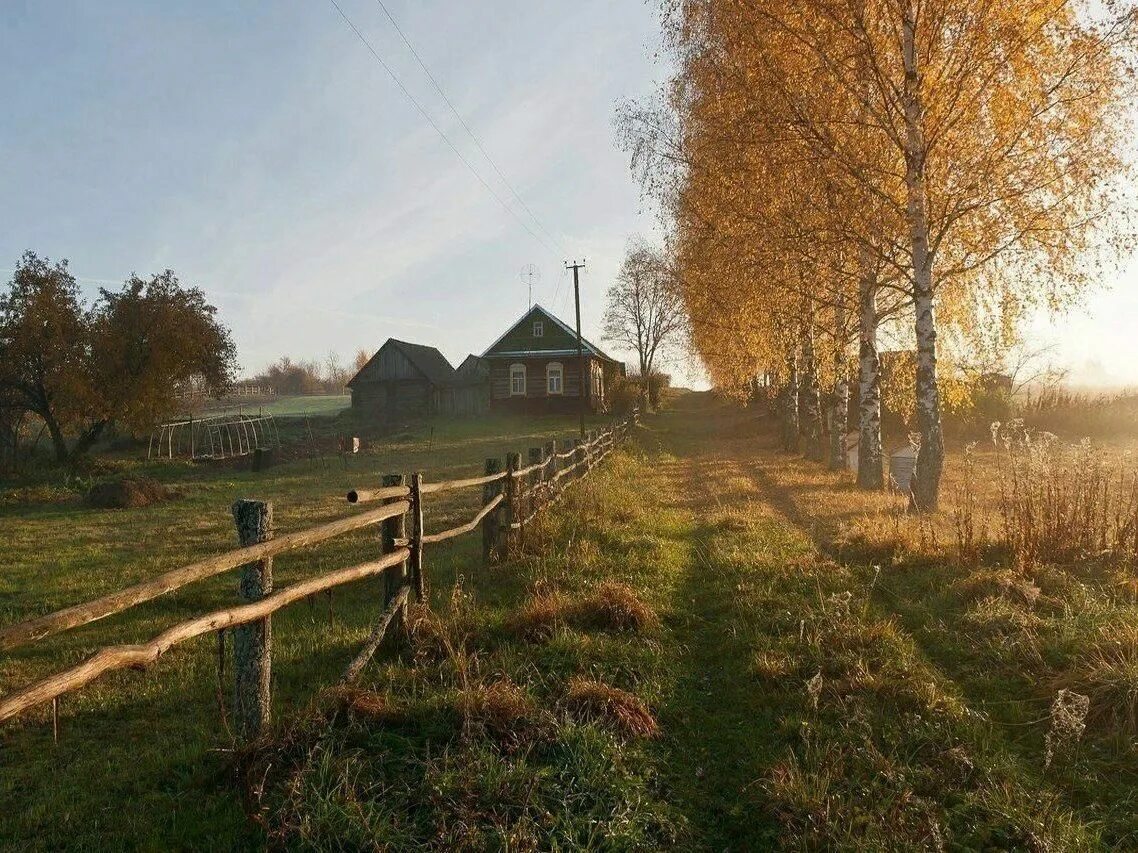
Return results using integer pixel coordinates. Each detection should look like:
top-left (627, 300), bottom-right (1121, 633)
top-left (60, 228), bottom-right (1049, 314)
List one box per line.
top-left (481, 305), bottom-right (623, 413)
top-left (347, 306), bottom-right (622, 423)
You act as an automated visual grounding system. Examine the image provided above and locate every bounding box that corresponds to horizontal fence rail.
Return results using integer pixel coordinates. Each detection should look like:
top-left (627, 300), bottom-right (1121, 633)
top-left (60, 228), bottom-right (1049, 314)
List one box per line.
top-left (0, 500), bottom-right (412, 652)
top-left (0, 407), bottom-right (639, 734)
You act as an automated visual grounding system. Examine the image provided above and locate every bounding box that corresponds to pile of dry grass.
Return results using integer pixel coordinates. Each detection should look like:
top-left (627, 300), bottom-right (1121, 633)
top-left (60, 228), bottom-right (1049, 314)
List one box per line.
top-left (1059, 626), bottom-right (1138, 736)
top-left (952, 568), bottom-right (1043, 608)
top-left (507, 581), bottom-right (657, 640)
top-left (508, 588), bottom-right (572, 641)
top-left (325, 685), bottom-right (407, 726)
top-left (563, 677), bottom-right (659, 738)
top-left (456, 679), bottom-right (545, 747)
top-left (85, 476), bottom-right (170, 509)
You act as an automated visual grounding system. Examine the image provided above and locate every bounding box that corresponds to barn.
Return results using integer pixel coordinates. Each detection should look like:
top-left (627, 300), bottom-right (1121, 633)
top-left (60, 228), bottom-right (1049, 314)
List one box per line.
top-left (348, 341), bottom-right (494, 422)
top-left (347, 339), bottom-right (458, 422)
top-left (481, 305), bottom-right (624, 413)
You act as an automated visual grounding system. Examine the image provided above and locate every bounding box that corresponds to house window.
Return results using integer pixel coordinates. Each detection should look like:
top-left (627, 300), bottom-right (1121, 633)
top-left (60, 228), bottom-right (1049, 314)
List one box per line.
top-left (533, 321), bottom-right (544, 338)
top-left (510, 363), bottom-right (527, 396)
top-left (547, 362), bottom-right (563, 395)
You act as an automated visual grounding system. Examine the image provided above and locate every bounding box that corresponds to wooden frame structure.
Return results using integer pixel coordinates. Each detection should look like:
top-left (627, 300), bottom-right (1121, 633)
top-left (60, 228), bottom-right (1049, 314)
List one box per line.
top-left (148, 412), bottom-right (280, 461)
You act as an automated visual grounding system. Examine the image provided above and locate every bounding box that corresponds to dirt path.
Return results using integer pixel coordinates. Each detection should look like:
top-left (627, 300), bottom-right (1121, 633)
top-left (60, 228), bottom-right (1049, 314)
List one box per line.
top-left (633, 392), bottom-right (1111, 849)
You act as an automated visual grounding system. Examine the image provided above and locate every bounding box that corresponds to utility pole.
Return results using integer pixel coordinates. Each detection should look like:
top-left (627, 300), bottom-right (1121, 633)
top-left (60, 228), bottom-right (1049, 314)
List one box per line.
top-left (566, 259), bottom-right (587, 438)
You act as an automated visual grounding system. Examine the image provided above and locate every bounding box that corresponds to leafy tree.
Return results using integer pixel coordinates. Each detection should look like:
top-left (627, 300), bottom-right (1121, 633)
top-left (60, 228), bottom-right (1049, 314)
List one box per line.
top-left (602, 239), bottom-right (686, 407)
top-left (0, 252), bottom-right (237, 465)
top-left (624, 0), bottom-right (1135, 510)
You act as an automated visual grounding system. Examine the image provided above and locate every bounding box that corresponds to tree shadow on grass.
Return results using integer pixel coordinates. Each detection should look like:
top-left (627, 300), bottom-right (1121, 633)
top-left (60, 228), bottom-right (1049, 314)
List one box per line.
top-left (654, 514), bottom-right (790, 849)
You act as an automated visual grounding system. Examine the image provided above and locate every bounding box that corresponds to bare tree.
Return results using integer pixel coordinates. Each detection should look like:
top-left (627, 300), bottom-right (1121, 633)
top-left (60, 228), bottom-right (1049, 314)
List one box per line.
top-left (602, 239), bottom-right (686, 406)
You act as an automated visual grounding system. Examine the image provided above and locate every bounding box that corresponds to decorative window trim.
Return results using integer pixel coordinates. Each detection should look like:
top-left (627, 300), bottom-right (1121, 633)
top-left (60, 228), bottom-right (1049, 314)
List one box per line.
top-left (533, 321), bottom-right (544, 338)
top-left (546, 361), bottom-right (564, 395)
top-left (509, 363), bottom-right (527, 396)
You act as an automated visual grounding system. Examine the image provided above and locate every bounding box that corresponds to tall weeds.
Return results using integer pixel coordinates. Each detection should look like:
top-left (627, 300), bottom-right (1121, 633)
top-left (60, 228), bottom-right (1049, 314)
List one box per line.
top-left (984, 421), bottom-right (1138, 570)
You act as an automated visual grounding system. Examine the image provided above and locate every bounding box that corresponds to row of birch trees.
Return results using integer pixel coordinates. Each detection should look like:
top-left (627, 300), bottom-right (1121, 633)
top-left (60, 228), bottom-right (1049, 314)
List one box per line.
top-left (620, 0), bottom-right (1136, 510)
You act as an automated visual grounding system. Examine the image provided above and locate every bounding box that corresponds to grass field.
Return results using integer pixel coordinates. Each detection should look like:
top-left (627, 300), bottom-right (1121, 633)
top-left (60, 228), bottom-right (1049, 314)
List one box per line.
top-left (4, 394), bottom-right (1138, 849)
top-left (0, 408), bottom-right (619, 849)
top-left (196, 393), bottom-right (351, 418)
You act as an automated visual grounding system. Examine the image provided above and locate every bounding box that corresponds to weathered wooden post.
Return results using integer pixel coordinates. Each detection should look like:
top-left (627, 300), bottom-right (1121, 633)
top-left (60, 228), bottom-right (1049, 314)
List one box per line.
top-left (570, 438), bottom-right (583, 482)
top-left (410, 472), bottom-right (425, 601)
top-left (231, 499), bottom-right (272, 740)
top-left (542, 440), bottom-right (556, 507)
top-left (381, 473), bottom-right (408, 629)
top-left (482, 457), bottom-right (503, 566)
top-left (503, 451), bottom-right (520, 560)
top-left (527, 446), bottom-right (542, 533)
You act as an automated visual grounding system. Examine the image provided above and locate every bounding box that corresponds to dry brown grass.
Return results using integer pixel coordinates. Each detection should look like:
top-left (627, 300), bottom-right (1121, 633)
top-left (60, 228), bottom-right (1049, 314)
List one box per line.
top-left (951, 567), bottom-right (1043, 608)
top-left (576, 581), bottom-right (659, 632)
top-left (1058, 626), bottom-right (1138, 736)
top-left (506, 587), bottom-right (572, 641)
top-left (456, 679), bottom-right (544, 746)
top-left (563, 677), bottom-right (660, 738)
top-left (325, 685), bottom-right (407, 725)
top-left (507, 581), bottom-right (658, 640)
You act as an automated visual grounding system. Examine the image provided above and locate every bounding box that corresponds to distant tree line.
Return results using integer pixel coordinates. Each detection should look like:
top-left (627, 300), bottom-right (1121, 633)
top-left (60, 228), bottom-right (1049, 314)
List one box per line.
top-left (244, 349), bottom-right (370, 397)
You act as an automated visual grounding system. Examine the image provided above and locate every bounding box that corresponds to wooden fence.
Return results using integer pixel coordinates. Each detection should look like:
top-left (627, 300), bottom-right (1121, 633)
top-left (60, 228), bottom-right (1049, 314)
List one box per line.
top-left (0, 409), bottom-right (640, 737)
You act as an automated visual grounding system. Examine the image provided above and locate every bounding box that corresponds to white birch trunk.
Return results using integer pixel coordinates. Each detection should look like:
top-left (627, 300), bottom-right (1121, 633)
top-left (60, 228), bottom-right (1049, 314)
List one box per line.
top-left (903, 1), bottom-right (944, 511)
top-left (801, 324), bottom-right (824, 462)
top-left (857, 269), bottom-right (884, 489)
top-left (782, 347), bottom-right (799, 452)
top-left (828, 304), bottom-right (849, 471)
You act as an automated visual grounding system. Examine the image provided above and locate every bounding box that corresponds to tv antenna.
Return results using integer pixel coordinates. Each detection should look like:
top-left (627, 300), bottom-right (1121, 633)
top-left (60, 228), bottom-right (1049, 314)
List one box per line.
top-left (519, 263), bottom-right (541, 309)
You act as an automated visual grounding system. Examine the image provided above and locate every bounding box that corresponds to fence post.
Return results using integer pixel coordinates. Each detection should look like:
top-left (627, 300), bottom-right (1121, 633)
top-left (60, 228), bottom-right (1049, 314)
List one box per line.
top-left (543, 440), bottom-right (556, 506)
top-left (410, 472), bottom-right (425, 602)
top-left (381, 473), bottom-right (408, 630)
top-left (482, 457), bottom-right (503, 566)
top-left (527, 446), bottom-right (542, 532)
top-left (570, 438), bottom-right (583, 482)
top-left (231, 499), bottom-right (272, 741)
top-left (503, 451), bottom-right (520, 560)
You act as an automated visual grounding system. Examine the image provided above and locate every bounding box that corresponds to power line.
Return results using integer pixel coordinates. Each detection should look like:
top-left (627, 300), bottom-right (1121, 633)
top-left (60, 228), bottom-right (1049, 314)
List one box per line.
top-left (372, 0), bottom-right (567, 256)
top-left (327, 0), bottom-right (560, 258)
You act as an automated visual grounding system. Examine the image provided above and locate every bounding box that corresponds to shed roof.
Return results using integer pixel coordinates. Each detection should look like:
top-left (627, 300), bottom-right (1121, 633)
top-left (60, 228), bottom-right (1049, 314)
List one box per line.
top-left (347, 338), bottom-right (456, 388)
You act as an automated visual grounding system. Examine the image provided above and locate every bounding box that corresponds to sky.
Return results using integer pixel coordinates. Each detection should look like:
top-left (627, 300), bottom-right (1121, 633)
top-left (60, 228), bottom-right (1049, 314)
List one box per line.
top-left (0, 0), bottom-right (671, 381)
top-left (2, 1), bottom-right (1136, 389)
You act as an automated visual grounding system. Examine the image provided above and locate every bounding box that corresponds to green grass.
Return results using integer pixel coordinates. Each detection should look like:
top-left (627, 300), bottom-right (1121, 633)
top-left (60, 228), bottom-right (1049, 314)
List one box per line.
top-left (198, 393), bottom-right (352, 418)
top-left (5, 394), bottom-right (1138, 849)
top-left (0, 409), bottom-right (621, 849)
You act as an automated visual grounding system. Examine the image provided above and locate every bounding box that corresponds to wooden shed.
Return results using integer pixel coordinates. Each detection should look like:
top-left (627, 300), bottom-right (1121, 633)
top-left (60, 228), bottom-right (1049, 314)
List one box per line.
top-left (347, 339), bottom-right (457, 422)
top-left (438, 355), bottom-right (491, 417)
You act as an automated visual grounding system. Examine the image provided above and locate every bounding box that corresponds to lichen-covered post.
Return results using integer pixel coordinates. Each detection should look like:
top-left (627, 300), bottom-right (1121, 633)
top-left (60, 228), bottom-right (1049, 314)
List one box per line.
top-left (542, 439), bottom-right (556, 507)
top-left (503, 451), bottom-right (520, 560)
top-left (482, 457), bottom-right (503, 566)
top-left (410, 472), bottom-right (425, 601)
top-left (231, 499), bottom-right (272, 740)
top-left (381, 473), bottom-right (408, 628)
top-left (527, 446), bottom-right (542, 532)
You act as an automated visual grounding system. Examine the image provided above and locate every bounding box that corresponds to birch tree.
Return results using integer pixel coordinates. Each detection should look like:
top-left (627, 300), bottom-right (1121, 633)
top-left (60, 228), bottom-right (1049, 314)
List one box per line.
top-left (602, 239), bottom-right (686, 405)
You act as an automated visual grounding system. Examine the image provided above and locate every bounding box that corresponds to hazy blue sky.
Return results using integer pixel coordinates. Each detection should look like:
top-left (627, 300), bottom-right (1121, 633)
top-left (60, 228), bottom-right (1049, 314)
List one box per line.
top-left (2, 1), bottom-right (1136, 387)
top-left (1, 0), bottom-right (669, 379)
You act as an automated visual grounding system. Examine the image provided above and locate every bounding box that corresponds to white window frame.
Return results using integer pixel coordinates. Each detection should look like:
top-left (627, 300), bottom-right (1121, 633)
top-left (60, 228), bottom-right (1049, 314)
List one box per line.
top-left (509, 363), bottom-right (527, 396)
top-left (533, 321), bottom-right (544, 338)
top-left (546, 361), bottom-right (563, 395)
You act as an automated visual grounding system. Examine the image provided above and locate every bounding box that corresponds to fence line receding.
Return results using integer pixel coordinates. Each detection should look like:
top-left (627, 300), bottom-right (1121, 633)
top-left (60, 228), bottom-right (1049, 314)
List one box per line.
top-left (0, 408), bottom-right (640, 737)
